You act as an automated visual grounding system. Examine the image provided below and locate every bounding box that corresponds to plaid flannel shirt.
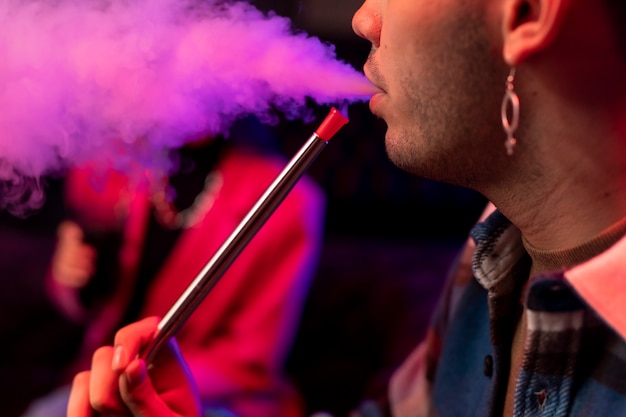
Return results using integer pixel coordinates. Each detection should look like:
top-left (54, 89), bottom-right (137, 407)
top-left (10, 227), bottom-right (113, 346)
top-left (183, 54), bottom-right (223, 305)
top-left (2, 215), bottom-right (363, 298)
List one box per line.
top-left (383, 209), bottom-right (626, 417)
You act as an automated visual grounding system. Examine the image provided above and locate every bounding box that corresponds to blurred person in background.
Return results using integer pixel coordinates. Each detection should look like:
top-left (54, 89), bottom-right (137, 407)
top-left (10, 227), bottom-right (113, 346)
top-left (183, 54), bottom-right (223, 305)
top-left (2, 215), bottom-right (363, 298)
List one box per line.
top-left (22, 116), bottom-right (326, 417)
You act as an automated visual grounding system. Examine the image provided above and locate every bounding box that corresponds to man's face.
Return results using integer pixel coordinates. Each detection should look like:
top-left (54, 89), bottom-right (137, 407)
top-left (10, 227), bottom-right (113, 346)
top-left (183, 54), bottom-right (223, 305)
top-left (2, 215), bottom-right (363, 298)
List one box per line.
top-left (352, 0), bottom-right (509, 188)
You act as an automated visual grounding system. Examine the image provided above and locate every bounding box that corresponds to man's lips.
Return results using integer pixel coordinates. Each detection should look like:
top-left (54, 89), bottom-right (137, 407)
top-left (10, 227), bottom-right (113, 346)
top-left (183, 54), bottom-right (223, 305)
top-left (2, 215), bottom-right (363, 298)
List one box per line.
top-left (368, 90), bottom-right (385, 116)
top-left (362, 69), bottom-right (385, 114)
top-left (363, 66), bottom-right (384, 95)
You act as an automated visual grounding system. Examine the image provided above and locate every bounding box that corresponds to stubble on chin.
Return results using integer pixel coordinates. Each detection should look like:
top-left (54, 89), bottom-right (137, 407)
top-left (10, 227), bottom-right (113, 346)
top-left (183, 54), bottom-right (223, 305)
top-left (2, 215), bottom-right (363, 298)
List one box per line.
top-left (382, 12), bottom-right (506, 189)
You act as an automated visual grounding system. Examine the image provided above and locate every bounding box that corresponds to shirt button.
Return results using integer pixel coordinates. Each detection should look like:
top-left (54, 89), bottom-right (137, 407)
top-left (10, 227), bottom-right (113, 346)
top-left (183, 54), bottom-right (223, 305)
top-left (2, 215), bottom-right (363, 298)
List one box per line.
top-left (483, 355), bottom-right (493, 377)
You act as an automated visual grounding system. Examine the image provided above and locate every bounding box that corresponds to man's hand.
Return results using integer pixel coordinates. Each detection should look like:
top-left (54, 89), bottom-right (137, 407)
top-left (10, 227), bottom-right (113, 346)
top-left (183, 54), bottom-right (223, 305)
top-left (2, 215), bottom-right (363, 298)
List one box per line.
top-left (68, 316), bottom-right (202, 417)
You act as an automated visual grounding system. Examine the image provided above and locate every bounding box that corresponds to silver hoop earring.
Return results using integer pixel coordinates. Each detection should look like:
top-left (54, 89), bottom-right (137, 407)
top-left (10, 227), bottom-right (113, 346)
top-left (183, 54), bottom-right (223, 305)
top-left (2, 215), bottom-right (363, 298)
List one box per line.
top-left (501, 67), bottom-right (520, 156)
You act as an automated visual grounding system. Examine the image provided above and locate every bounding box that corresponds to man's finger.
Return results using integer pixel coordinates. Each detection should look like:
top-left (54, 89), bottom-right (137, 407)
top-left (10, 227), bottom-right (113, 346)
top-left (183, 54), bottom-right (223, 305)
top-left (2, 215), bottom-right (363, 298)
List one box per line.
top-left (119, 359), bottom-right (179, 417)
top-left (67, 371), bottom-right (94, 417)
top-left (113, 317), bottom-right (161, 369)
top-left (89, 346), bottom-right (126, 414)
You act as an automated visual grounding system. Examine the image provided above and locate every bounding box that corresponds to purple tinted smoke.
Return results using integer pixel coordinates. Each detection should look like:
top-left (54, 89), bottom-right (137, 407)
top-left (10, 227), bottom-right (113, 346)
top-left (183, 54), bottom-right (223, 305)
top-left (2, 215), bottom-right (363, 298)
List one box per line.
top-left (0, 0), bottom-right (376, 213)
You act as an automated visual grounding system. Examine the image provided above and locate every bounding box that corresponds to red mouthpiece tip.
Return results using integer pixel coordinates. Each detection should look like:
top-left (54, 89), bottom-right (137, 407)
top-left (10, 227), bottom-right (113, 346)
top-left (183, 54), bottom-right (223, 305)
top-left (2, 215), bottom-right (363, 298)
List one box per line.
top-left (315, 107), bottom-right (349, 141)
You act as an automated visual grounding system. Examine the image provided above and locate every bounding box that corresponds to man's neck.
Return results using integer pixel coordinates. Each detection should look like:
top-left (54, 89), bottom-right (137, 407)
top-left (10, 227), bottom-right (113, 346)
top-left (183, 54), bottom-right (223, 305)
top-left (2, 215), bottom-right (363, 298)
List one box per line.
top-left (489, 134), bottom-right (626, 251)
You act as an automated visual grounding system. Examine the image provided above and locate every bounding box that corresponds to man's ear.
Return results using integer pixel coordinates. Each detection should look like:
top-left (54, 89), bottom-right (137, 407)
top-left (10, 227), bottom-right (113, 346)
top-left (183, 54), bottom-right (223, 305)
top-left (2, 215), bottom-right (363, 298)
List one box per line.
top-left (502, 0), bottom-right (572, 66)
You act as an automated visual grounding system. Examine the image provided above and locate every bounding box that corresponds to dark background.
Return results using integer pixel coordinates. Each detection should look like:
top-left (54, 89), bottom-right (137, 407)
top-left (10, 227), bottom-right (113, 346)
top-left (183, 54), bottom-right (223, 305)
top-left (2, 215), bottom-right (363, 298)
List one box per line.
top-left (0, 1), bottom-right (488, 416)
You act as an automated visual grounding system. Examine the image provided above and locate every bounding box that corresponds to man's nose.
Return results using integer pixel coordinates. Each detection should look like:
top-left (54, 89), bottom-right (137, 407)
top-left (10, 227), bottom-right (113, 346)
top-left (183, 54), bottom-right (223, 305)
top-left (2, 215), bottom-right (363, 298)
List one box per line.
top-left (351, 2), bottom-right (381, 48)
